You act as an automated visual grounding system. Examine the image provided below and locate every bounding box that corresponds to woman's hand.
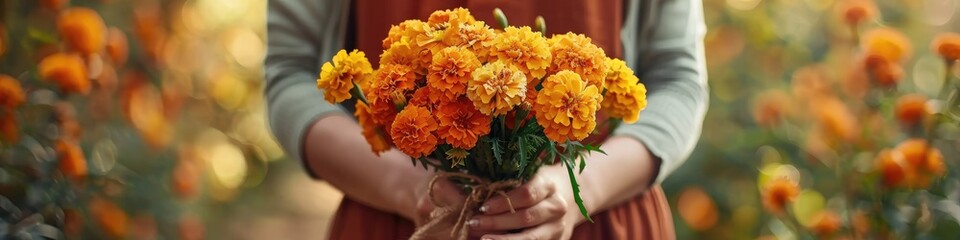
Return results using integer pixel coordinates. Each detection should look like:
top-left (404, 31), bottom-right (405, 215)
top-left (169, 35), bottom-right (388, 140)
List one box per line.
top-left (413, 176), bottom-right (467, 226)
top-left (468, 167), bottom-right (580, 240)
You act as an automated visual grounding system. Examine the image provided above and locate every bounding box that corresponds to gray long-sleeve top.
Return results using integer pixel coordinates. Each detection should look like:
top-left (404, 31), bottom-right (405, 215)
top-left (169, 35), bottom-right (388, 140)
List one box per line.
top-left (264, 0), bottom-right (708, 184)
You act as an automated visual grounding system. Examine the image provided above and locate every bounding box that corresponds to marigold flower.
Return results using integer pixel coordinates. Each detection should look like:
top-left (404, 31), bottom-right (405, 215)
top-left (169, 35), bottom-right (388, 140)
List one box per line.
top-left (534, 70), bottom-right (602, 143)
top-left (813, 98), bottom-right (857, 142)
top-left (931, 32), bottom-right (960, 61)
top-left (602, 83), bottom-right (646, 124)
top-left (56, 139), bottom-right (87, 182)
top-left (178, 214), bottom-right (204, 240)
top-left (445, 21), bottom-right (496, 61)
top-left (895, 139), bottom-right (946, 187)
top-left (39, 53), bottom-right (90, 95)
top-left (105, 27), bottom-right (129, 65)
top-left (57, 7), bottom-right (107, 55)
top-left (548, 33), bottom-right (607, 88)
top-left (371, 63), bottom-right (417, 102)
top-left (603, 58), bottom-right (638, 93)
top-left (869, 59), bottom-right (904, 87)
top-left (490, 26), bottom-right (552, 80)
top-left (390, 106), bottom-right (439, 158)
top-left (467, 61), bottom-right (527, 116)
top-left (409, 87), bottom-right (441, 109)
top-left (0, 112), bottom-right (17, 143)
top-left (762, 177), bottom-right (799, 214)
top-left (862, 27), bottom-right (912, 65)
top-left (171, 160), bottom-right (200, 199)
top-left (790, 65), bottom-right (832, 100)
top-left (894, 94), bottom-right (930, 126)
top-left (752, 90), bottom-right (792, 127)
top-left (369, 97), bottom-right (399, 127)
top-left (437, 97), bottom-right (491, 149)
top-left (0, 75), bottom-right (25, 108)
top-left (317, 49), bottom-right (373, 103)
top-left (428, 8), bottom-right (476, 26)
top-left (355, 101), bottom-right (391, 155)
top-left (835, 0), bottom-right (877, 26)
top-left (383, 20), bottom-right (431, 49)
top-left (677, 186), bottom-right (718, 231)
top-left (875, 149), bottom-right (907, 188)
top-left (90, 197), bottom-right (128, 239)
top-left (808, 210), bottom-right (842, 237)
top-left (380, 41), bottom-right (426, 71)
top-left (428, 47), bottom-right (481, 101)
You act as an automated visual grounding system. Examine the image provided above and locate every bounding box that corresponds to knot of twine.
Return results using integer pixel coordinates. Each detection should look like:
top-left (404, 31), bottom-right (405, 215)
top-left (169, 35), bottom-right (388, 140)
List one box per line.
top-left (409, 172), bottom-right (521, 240)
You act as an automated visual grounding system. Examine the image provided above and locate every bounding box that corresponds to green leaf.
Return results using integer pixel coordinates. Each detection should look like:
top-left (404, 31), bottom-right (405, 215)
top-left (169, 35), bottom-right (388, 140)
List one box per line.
top-left (564, 157), bottom-right (592, 222)
top-left (583, 144), bottom-right (606, 155)
top-left (578, 154), bottom-right (587, 174)
top-left (516, 135), bottom-right (528, 178)
top-left (490, 138), bottom-right (504, 165)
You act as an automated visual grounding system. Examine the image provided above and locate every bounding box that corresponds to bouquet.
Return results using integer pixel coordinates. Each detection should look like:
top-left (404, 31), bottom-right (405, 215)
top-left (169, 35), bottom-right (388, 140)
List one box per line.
top-left (315, 8), bottom-right (647, 238)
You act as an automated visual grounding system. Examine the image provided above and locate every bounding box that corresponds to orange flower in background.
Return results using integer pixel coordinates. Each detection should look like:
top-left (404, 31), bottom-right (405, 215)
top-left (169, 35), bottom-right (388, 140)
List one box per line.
top-left (57, 7), bottom-right (107, 55)
top-left (41, 0), bottom-right (68, 11)
top-left (677, 186), bottom-right (719, 231)
top-left (894, 94), bottom-right (930, 126)
top-left (436, 97), bottom-right (491, 149)
top-left (317, 49), bottom-right (373, 103)
top-left (813, 97), bottom-right (858, 142)
top-left (355, 101), bottom-right (391, 155)
top-left (390, 106), bottom-right (439, 158)
top-left (790, 65), bottom-right (832, 101)
top-left (842, 63), bottom-right (870, 99)
top-left (895, 139), bottom-right (946, 187)
top-left (547, 33), bottom-right (607, 88)
top-left (870, 59), bottom-right (904, 87)
top-left (428, 47), bottom-right (481, 101)
top-left (39, 53), bottom-right (90, 95)
top-left (178, 214), bottom-right (205, 240)
top-left (0, 111), bottom-right (17, 143)
top-left (490, 26), bottom-right (552, 80)
top-left (862, 27), bottom-right (912, 65)
top-left (602, 83), bottom-right (647, 124)
top-left (875, 149), bottom-right (907, 188)
top-left (808, 210), bottom-right (842, 237)
top-left (90, 197), bottom-right (128, 239)
top-left (762, 177), bottom-right (799, 214)
top-left (0, 75), bottom-right (25, 108)
top-left (931, 32), bottom-right (960, 61)
top-left (105, 27), bottom-right (129, 65)
top-left (534, 70), bottom-right (602, 143)
top-left (835, 0), bottom-right (877, 26)
top-left (56, 139), bottom-right (87, 182)
top-left (134, 3), bottom-right (166, 62)
top-left (603, 58), bottom-right (638, 93)
top-left (467, 61), bottom-right (527, 116)
top-left (752, 90), bottom-right (792, 127)
top-left (171, 159), bottom-right (200, 200)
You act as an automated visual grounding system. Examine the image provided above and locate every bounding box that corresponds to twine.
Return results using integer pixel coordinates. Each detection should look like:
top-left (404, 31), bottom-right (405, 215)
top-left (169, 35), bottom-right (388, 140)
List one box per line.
top-left (409, 172), bottom-right (521, 240)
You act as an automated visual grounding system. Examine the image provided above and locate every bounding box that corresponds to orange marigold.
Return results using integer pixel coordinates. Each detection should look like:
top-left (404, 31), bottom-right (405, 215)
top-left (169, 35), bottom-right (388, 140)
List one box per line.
top-left (490, 26), bottom-right (552, 80)
top-left (835, 0), bottom-right (878, 26)
top-left (813, 98), bottom-right (857, 142)
top-left (171, 160), bottom-right (200, 200)
top-left (428, 8), bottom-right (476, 26)
top-left (790, 65), bottom-right (832, 100)
top-left (383, 20), bottom-right (431, 49)
top-left (752, 90), bottom-right (792, 127)
top-left (762, 177), bottom-right (799, 214)
top-left (602, 83), bottom-right (646, 124)
top-left (428, 47), bottom-right (481, 101)
top-left (0, 111), bottom-right (17, 143)
top-left (894, 94), bottom-right (930, 126)
top-left (548, 33), bottom-right (607, 88)
top-left (409, 87), bottom-right (441, 109)
top-left (57, 7), bottom-right (107, 55)
top-left (436, 97), bottom-right (491, 149)
top-left (931, 32), bottom-right (960, 61)
top-left (380, 41), bottom-right (426, 71)
top-left (875, 149), bottom-right (908, 188)
top-left (355, 101), bottom-right (391, 155)
top-left (39, 53), bottom-right (90, 95)
top-left (317, 49), bottom-right (373, 103)
top-left (862, 27), bottom-right (912, 65)
top-left (467, 61), bottom-right (527, 116)
top-left (90, 197), bottom-right (128, 239)
top-left (534, 70), bottom-right (602, 143)
top-left (808, 211), bottom-right (842, 237)
top-left (869, 59), bottom-right (904, 87)
top-left (390, 106), bottom-right (439, 158)
top-left (445, 21), bottom-right (496, 61)
top-left (56, 139), bottom-right (87, 182)
top-left (896, 139), bottom-right (946, 187)
top-left (676, 186), bottom-right (719, 231)
top-left (0, 74), bottom-right (25, 108)
top-left (105, 27), bottom-right (129, 65)
top-left (371, 63), bottom-right (417, 101)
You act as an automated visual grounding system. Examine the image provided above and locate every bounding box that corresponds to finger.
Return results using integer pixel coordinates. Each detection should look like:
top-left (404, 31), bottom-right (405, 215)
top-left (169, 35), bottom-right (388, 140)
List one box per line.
top-left (469, 199), bottom-right (566, 231)
top-left (432, 179), bottom-right (466, 206)
top-left (480, 222), bottom-right (563, 240)
top-left (481, 175), bottom-right (556, 215)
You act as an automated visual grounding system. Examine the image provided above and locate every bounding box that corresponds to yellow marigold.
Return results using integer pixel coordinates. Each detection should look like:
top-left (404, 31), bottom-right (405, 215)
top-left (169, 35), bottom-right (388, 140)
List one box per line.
top-left (371, 63), bottom-right (417, 102)
top-left (548, 33), bottom-right (607, 89)
top-left (436, 97), bottom-right (491, 149)
top-left (808, 211), bottom-right (842, 237)
top-left (602, 83), bottom-right (647, 124)
top-left (39, 53), bottom-right (90, 95)
top-left (428, 8), bottom-right (476, 26)
top-left (444, 21), bottom-right (496, 61)
top-left (1, 111), bottom-right (17, 143)
top-left (355, 101), bottom-right (391, 155)
top-left (604, 58), bottom-right (638, 93)
top-left (862, 27), bottom-right (912, 65)
top-left (317, 49), bottom-right (373, 103)
top-left (468, 61), bottom-right (528, 116)
top-left (490, 26), bottom-right (552, 80)
top-left (534, 70), bottom-right (602, 143)
top-left (390, 106), bottom-right (439, 158)
top-left (383, 20), bottom-right (431, 49)
top-left (762, 177), bottom-right (799, 214)
top-left (380, 41), bottom-right (426, 71)
top-left (57, 7), bottom-right (107, 55)
top-left (835, 0), bottom-right (878, 26)
top-left (0, 75), bottom-right (25, 108)
top-left (428, 47), bottom-right (481, 101)
top-left (931, 32), bottom-right (960, 61)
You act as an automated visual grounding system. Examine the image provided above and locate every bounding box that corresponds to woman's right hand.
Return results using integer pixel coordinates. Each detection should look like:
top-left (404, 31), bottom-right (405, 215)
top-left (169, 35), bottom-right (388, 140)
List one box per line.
top-left (413, 175), bottom-right (467, 226)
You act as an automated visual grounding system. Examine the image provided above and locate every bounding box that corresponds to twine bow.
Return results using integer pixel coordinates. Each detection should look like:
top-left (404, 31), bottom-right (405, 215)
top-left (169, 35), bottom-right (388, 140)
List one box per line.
top-left (409, 172), bottom-right (521, 240)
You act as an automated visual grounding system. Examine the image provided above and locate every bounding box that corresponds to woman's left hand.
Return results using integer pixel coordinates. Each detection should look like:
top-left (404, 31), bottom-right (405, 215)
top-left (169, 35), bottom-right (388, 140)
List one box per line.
top-left (468, 167), bottom-right (580, 240)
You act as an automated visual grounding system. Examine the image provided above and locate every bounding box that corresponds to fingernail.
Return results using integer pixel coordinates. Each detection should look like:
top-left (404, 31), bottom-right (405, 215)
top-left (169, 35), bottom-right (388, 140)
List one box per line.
top-left (479, 206), bottom-right (488, 213)
top-left (467, 219), bottom-right (479, 227)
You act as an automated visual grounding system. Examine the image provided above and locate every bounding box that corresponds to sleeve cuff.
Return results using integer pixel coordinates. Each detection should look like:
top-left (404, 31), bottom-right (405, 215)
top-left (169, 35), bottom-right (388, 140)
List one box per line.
top-left (265, 75), bottom-right (347, 178)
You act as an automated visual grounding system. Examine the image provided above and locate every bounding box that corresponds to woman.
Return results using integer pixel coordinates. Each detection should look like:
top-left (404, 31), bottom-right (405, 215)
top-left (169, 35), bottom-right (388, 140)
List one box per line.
top-left (264, 0), bottom-right (707, 239)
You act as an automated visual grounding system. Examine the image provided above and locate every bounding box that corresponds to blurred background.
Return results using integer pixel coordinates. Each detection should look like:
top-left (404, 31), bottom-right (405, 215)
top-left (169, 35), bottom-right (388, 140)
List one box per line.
top-left (0, 0), bottom-right (958, 239)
